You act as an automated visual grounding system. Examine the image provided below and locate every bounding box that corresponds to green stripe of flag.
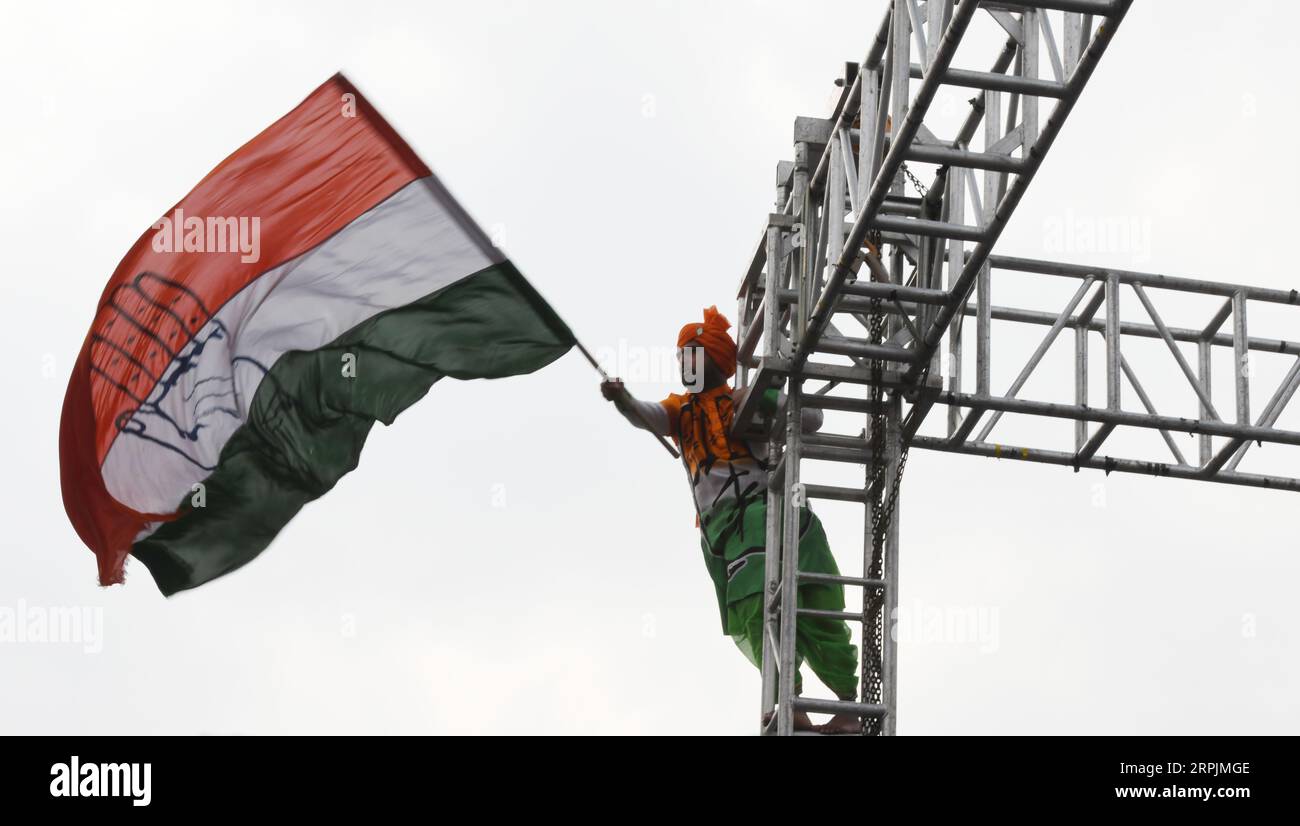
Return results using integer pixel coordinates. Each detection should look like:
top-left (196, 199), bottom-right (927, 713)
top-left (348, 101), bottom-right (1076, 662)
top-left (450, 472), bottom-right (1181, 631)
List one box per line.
top-left (132, 261), bottom-right (573, 595)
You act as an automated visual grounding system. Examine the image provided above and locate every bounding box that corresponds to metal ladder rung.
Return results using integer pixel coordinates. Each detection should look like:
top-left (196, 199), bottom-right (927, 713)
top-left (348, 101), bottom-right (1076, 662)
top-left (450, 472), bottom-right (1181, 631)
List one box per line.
top-left (801, 395), bottom-right (883, 414)
top-left (800, 431), bottom-right (875, 464)
top-left (904, 143), bottom-right (1029, 174)
top-left (802, 483), bottom-right (870, 503)
top-left (796, 607), bottom-right (863, 623)
top-left (754, 285), bottom-right (904, 318)
top-left (839, 280), bottom-right (948, 306)
top-left (793, 697), bottom-right (887, 718)
top-left (803, 431), bottom-right (870, 450)
top-left (870, 214), bottom-right (988, 243)
top-left (798, 571), bottom-right (887, 589)
top-left (938, 67), bottom-right (1068, 99)
top-left (985, 0), bottom-right (1120, 15)
top-left (798, 360), bottom-right (909, 387)
top-left (803, 444), bottom-right (871, 464)
top-left (881, 195), bottom-right (923, 217)
top-left (817, 334), bottom-right (920, 362)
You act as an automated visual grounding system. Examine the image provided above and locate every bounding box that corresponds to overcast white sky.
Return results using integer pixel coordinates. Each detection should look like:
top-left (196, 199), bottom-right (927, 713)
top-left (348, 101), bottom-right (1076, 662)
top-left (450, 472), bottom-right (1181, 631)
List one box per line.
top-left (2, 0), bottom-right (1298, 735)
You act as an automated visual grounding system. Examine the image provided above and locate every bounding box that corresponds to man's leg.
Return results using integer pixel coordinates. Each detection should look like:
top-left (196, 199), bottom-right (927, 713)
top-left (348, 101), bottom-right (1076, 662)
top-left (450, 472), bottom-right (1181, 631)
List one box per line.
top-left (728, 593), bottom-right (815, 732)
top-left (795, 583), bottom-right (862, 734)
top-left (726, 594), bottom-right (763, 668)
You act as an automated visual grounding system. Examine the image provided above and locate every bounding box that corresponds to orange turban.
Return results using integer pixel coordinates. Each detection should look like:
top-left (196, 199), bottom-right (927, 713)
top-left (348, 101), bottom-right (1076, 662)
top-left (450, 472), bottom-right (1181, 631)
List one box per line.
top-left (677, 305), bottom-right (737, 379)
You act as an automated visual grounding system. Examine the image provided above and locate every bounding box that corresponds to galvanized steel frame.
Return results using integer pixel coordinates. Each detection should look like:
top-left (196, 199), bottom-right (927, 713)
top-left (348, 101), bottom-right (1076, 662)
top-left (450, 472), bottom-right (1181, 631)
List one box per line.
top-left (724, 0), bottom-right (1296, 736)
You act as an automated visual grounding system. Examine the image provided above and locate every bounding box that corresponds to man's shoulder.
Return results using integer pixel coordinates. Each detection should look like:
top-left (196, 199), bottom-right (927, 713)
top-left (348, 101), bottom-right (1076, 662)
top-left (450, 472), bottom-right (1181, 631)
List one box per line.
top-left (665, 385), bottom-right (749, 406)
top-left (659, 391), bottom-right (689, 408)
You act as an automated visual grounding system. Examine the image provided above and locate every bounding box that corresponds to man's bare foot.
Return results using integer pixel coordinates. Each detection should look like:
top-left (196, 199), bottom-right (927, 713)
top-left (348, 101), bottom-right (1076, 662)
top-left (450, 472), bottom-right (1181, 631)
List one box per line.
top-left (761, 710), bottom-right (819, 732)
top-left (818, 712), bottom-right (862, 735)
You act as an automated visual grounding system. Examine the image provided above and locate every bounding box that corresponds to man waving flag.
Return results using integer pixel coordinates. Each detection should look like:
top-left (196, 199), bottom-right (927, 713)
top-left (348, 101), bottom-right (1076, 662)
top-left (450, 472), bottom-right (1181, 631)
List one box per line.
top-left (59, 74), bottom-right (575, 595)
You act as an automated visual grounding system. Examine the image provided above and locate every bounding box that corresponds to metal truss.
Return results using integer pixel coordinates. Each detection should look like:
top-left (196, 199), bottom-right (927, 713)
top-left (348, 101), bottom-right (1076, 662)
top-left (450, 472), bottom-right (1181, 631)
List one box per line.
top-left (923, 254), bottom-right (1300, 492)
top-left (731, 0), bottom-right (1144, 735)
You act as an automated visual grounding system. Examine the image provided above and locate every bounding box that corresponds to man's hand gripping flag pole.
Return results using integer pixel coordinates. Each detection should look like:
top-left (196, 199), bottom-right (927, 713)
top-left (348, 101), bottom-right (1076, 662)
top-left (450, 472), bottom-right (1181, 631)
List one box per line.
top-left (573, 340), bottom-right (680, 459)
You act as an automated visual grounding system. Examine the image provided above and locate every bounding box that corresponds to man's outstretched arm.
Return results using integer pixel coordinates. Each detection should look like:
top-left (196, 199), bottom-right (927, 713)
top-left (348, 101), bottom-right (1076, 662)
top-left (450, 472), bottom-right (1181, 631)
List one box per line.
top-left (601, 379), bottom-right (672, 437)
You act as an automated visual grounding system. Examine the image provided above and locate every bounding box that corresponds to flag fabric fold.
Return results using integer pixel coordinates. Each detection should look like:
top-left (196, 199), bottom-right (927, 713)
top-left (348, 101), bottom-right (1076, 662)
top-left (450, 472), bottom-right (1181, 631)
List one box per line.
top-left (59, 73), bottom-right (574, 594)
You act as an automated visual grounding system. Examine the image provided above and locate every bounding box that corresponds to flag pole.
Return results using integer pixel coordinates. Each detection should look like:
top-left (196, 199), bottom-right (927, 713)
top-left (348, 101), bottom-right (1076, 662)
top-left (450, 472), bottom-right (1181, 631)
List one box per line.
top-left (574, 340), bottom-right (681, 459)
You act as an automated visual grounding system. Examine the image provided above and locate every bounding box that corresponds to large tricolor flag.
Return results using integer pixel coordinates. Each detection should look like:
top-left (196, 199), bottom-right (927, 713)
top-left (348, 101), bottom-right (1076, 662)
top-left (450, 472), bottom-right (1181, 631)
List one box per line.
top-left (60, 74), bottom-right (574, 595)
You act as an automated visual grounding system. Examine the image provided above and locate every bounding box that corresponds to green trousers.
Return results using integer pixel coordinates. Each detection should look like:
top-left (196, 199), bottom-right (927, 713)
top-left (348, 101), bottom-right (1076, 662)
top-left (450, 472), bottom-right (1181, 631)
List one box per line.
top-left (726, 584), bottom-right (859, 700)
top-left (699, 498), bottom-right (858, 699)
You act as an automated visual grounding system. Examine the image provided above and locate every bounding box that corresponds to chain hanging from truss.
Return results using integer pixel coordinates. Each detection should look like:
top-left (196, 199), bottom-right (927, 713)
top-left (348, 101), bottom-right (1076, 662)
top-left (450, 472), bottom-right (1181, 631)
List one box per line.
top-left (900, 162), bottom-right (929, 198)
top-left (861, 276), bottom-right (914, 734)
top-left (861, 294), bottom-right (886, 734)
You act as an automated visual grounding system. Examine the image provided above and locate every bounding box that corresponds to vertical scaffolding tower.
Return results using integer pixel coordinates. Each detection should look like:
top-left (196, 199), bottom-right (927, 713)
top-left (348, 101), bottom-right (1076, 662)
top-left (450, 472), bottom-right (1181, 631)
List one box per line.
top-left (733, 0), bottom-right (1300, 735)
